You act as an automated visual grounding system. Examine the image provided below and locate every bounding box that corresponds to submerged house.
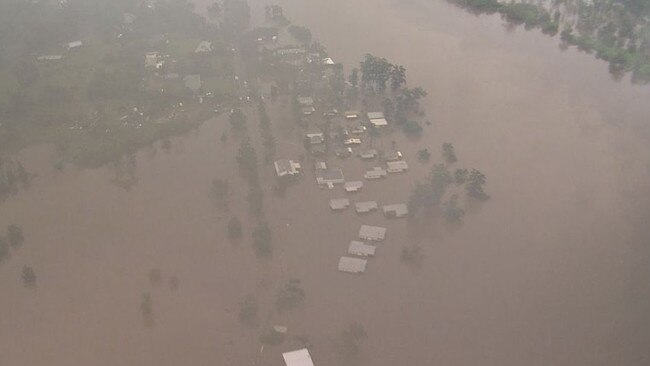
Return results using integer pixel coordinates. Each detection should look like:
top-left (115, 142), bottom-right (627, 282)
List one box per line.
top-left (364, 167), bottom-right (387, 180)
top-left (386, 160), bottom-right (409, 173)
top-left (338, 256), bottom-right (368, 274)
top-left (355, 201), bottom-right (378, 213)
top-left (274, 159), bottom-right (301, 177)
top-left (382, 203), bottom-right (409, 218)
top-left (367, 111), bottom-right (388, 127)
top-left (329, 198), bottom-right (350, 211)
top-left (283, 348), bottom-right (315, 366)
top-left (305, 129), bottom-right (325, 145)
top-left (359, 225), bottom-right (386, 241)
top-left (195, 41), bottom-right (213, 53)
top-left (67, 40), bottom-right (83, 50)
top-left (348, 241), bottom-right (376, 257)
top-left (344, 181), bottom-right (364, 193)
top-left (316, 168), bottom-right (345, 188)
top-left (297, 96), bottom-right (316, 115)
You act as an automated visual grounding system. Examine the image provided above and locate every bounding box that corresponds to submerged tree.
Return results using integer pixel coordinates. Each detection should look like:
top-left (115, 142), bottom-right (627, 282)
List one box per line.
top-left (454, 168), bottom-right (469, 185)
top-left (7, 224), bottom-right (25, 248)
top-left (252, 222), bottom-right (272, 258)
top-left (401, 245), bottom-right (423, 268)
top-left (442, 143), bottom-right (457, 164)
top-left (227, 216), bottom-right (243, 242)
top-left (276, 279), bottom-right (306, 312)
top-left (141, 292), bottom-right (154, 328)
top-left (0, 237), bottom-right (9, 263)
top-left (211, 178), bottom-right (230, 212)
top-left (149, 268), bottom-right (162, 288)
top-left (229, 108), bottom-right (247, 132)
top-left (466, 169), bottom-right (490, 201)
top-left (238, 295), bottom-right (258, 326)
top-left (22, 265), bottom-right (36, 288)
top-left (443, 194), bottom-right (465, 223)
top-left (236, 138), bottom-right (258, 183)
top-left (417, 148), bottom-right (431, 162)
top-left (338, 322), bottom-right (368, 360)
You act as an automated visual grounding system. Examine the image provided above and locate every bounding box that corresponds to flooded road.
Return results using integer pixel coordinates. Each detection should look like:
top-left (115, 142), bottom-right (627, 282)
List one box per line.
top-left (2, 0), bottom-right (650, 365)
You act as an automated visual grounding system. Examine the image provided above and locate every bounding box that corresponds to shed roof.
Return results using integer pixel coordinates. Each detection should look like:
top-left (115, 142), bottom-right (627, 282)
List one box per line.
top-left (338, 256), bottom-right (368, 273)
top-left (329, 198), bottom-right (350, 210)
top-left (344, 181), bottom-right (364, 192)
top-left (348, 241), bottom-right (376, 256)
top-left (359, 225), bottom-right (386, 241)
top-left (383, 203), bottom-right (409, 217)
top-left (367, 112), bottom-right (385, 119)
top-left (283, 348), bottom-right (315, 366)
top-left (355, 201), bottom-right (378, 213)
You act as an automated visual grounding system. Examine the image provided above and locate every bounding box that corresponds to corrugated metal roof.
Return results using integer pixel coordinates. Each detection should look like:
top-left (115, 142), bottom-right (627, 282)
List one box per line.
top-left (338, 256), bottom-right (368, 273)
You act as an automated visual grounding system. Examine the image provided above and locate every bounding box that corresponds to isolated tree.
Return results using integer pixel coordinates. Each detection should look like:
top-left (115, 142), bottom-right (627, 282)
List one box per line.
top-left (238, 295), bottom-right (258, 326)
top-left (22, 265), bottom-right (36, 288)
top-left (443, 194), bottom-right (465, 223)
top-left (149, 268), bottom-right (162, 288)
top-left (338, 322), bottom-right (368, 359)
top-left (417, 148), bottom-right (431, 162)
top-left (7, 224), bottom-right (24, 248)
top-left (276, 279), bottom-right (305, 312)
top-left (251, 221), bottom-right (272, 258)
top-left (211, 178), bottom-right (230, 211)
top-left (466, 169), bottom-right (490, 201)
top-left (400, 245), bottom-right (423, 267)
top-left (168, 276), bottom-right (180, 292)
top-left (227, 216), bottom-right (243, 242)
top-left (442, 143), bottom-right (457, 164)
top-left (236, 138), bottom-right (258, 182)
top-left (141, 292), bottom-right (154, 327)
top-left (0, 236), bottom-right (9, 263)
top-left (454, 168), bottom-right (469, 185)
top-left (229, 108), bottom-right (247, 132)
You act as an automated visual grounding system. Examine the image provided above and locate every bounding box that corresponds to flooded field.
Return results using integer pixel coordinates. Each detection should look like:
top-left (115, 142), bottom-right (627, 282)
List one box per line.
top-left (2, 0), bottom-right (650, 365)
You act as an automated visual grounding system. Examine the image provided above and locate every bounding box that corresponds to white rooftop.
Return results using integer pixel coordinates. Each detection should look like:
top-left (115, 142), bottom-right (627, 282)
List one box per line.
top-left (338, 256), bottom-right (368, 273)
top-left (329, 198), bottom-right (350, 210)
top-left (359, 225), bottom-right (386, 241)
top-left (387, 160), bottom-right (409, 172)
top-left (355, 201), bottom-right (378, 213)
top-left (367, 112), bottom-right (385, 119)
top-left (383, 203), bottom-right (409, 218)
top-left (283, 348), bottom-right (315, 366)
top-left (344, 181), bottom-right (364, 192)
top-left (348, 241), bottom-right (376, 257)
top-left (369, 118), bottom-right (388, 127)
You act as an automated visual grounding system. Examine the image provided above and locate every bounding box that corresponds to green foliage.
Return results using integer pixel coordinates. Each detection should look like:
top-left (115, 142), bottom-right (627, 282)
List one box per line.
top-left (408, 164), bottom-right (452, 217)
top-left (22, 265), bottom-right (37, 288)
top-left (229, 108), bottom-right (247, 131)
top-left (288, 25), bottom-right (312, 44)
top-left (252, 221), bottom-right (272, 258)
top-left (238, 295), bottom-right (258, 325)
top-left (443, 194), bottom-right (465, 223)
top-left (7, 224), bottom-right (24, 249)
top-left (338, 322), bottom-right (368, 358)
top-left (259, 328), bottom-right (286, 345)
top-left (466, 169), bottom-right (490, 201)
top-left (227, 216), bottom-right (243, 242)
top-left (417, 148), bottom-right (431, 162)
top-left (211, 178), bottom-right (230, 211)
top-left (454, 168), bottom-right (469, 185)
top-left (390, 64), bottom-right (407, 91)
top-left (247, 183), bottom-right (264, 214)
top-left (276, 279), bottom-right (306, 312)
top-left (442, 143), bottom-right (457, 164)
top-left (0, 236), bottom-right (9, 263)
top-left (149, 268), bottom-right (162, 287)
top-left (360, 54), bottom-right (392, 91)
top-left (236, 138), bottom-right (258, 182)
top-left (400, 245), bottom-right (423, 267)
top-left (402, 120), bottom-right (423, 137)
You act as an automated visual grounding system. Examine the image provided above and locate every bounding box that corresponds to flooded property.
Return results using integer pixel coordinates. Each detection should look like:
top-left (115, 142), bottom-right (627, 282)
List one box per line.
top-left (1, 0), bottom-right (650, 365)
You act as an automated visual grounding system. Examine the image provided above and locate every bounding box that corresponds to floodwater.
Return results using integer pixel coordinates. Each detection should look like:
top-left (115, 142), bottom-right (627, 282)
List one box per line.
top-left (2, 0), bottom-right (650, 365)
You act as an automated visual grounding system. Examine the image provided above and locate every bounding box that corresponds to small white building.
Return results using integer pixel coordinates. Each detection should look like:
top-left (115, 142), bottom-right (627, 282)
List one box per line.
top-left (348, 241), bottom-right (376, 257)
top-left (364, 167), bottom-right (387, 180)
top-left (338, 256), bottom-right (368, 274)
top-left (329, 198), bottom-right (350, 211)
top-left (387, 160), bottom-right (409, 173)
top-left (344, 181), bottom-right (364, 193)
top-left (359, 225), bottom-right (386, 241)
top-left (283, 348), bottom-right (315, 366)
top-left (344, 111), bottom-right (360, 119)
top-left (355, 201), bottom-right (378, 213)
top-left (383, 203), bottom-right (409, 218)
top-left (305, 130), bottom-right (324, 145)
top-left (274, 159), bottom-right (301, 177)
top-left (367, 111), bottom-right (388, 127)
top-left (359, 149), bottom-right (377, 160)
top-left (316, 168), bottom-right (345, 188)
top-left (67, 41), bottom-right (83, 50)
top-left (195, 41), bottom-right (213, 53)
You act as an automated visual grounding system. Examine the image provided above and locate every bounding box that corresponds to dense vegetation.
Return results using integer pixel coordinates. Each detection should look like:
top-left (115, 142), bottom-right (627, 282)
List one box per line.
top-left (448, 0), bottom-right (650, 82)
top-left (0, 0), bottom-right (236, 166)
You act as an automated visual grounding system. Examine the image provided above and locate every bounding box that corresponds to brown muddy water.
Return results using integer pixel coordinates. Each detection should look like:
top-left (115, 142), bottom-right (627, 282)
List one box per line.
top-left (2, 0), bottom-right (650, 365)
